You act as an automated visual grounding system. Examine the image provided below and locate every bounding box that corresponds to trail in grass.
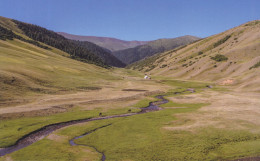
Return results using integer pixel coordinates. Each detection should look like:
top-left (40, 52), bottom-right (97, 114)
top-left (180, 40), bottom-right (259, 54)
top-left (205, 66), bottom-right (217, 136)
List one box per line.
top-left (0, 95), bottom-right (168, 157)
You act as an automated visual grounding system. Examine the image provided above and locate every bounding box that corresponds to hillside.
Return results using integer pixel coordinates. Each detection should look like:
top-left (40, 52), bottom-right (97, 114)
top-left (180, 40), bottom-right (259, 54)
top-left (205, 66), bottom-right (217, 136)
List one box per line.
top-left (71, 40), bottom-right (125, 67)
top-left (57, 32), bottom-right (149, 52)
top-left (0, 16), bottom-right (125, 68)
top-left (113, 35), bottom-right (200, 64)
top-left (0, 30), bottom-right (112, 107)
top-left (128, 20), bottom-right (260, 92)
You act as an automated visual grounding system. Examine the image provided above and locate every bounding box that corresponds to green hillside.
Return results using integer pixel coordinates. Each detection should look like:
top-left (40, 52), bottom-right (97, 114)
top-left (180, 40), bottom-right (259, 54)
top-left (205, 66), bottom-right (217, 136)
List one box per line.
top-left (1, 17), bottom-right (125, 68)
top-left (113, 35), bottom-right (200, 64)
top-left (0, 37), bottom-right (118, 107)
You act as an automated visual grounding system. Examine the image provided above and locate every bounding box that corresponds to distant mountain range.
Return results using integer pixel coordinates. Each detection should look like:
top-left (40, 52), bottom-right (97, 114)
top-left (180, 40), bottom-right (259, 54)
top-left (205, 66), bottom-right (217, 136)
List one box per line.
top-left (113, 36), bottom-right (201, 64)
top-left (57, 32), bottom-right (149, 52)
top-left (58, 32), bottom-right (200, 65)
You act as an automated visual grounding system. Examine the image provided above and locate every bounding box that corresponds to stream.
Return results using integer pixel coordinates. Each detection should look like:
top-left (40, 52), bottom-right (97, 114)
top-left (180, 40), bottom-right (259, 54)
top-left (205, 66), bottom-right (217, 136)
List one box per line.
top-left (0, 95), bottom-right (169, 157)
top-left (69, 124), bottom-right (112, 161)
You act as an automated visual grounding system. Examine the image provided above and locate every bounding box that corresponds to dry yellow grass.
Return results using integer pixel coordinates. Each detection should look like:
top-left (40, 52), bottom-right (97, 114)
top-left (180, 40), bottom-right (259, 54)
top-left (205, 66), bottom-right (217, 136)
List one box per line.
top-left (130, 20), bottom-right (260, 92)
top-left (163, 90), bottom-right (260, 133)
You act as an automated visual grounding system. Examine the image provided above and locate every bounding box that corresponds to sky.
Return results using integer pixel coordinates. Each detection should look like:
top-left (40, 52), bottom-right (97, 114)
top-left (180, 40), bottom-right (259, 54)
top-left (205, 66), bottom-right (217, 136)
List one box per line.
top-left (0, 0), bottom-right (259, 41)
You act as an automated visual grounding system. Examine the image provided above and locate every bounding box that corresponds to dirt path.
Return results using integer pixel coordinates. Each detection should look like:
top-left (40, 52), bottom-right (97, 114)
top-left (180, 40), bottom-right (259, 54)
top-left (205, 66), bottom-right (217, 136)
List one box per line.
top-left (0, 95), bottom-right (168, 157)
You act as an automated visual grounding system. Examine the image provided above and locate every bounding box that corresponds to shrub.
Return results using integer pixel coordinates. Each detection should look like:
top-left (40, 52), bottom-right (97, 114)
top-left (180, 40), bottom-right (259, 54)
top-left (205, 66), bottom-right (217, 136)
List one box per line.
top-left (245, 21), bottom-right (260, 26)
top-left (161, 64), bottom-right (167, 68)
top-left (211, 54), bottom-right (228, 62)
top-left (249, 61), bottom-right (260, 70)
top-left (198, 51), bottom-right (203, 55)
top-left (213, 35), bottom-right (231, 48)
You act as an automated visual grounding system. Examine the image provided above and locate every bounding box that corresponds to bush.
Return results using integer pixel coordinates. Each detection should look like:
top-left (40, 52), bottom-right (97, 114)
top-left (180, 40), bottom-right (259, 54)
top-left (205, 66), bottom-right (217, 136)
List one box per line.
top-left (161, 64), bottom-right (167, 68)
top-left (211, 54), bottom-right (228, 62)
top-left (213, 35), bottom-right (231, 48)
top-left (198, 51), bottom-right (203, 55)
top-left (249, 61), bottom-right (260, 70)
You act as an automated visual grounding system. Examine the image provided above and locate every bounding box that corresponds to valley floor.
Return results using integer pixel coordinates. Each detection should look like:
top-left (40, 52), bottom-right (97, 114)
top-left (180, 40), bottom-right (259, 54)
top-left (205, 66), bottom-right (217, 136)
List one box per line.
top-left (0, 77), bottom-right (259, 161)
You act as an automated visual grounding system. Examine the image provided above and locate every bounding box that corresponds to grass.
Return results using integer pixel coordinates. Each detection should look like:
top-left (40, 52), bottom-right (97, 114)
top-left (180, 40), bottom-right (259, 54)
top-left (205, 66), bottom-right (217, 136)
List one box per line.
top-left (245, 20), bottom-right (260, 26)
top-left (9, 106), bottom-right (258, 161)
top-left (4, 119), bottom-right (114, 161)
top-left (69, 106), bottom-right (260, 161)
top-left (0, 94), bottom-right (158, 148)
top-left (1, 78), bottom-right (259, 160)
top-left (7, 133), bottom-right (101, 161)
top-left (0, 108), bottom-right (99, 147)
top-left (160, 101), bottom-right (209, 108)
top-left (0, 39), bottom-right (118, 105)
top-left (0, 37), bottom-right (168, 149)
top-left (133, 97), bottom-right (158, 108)
top-left (161, 79), bottom-right (212, 94)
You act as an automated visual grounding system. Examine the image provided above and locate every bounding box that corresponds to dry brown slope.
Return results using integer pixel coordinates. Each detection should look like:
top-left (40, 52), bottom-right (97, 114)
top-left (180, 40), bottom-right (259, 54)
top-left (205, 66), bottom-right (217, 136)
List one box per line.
top-left (129, 20), bottom-right (260, 92)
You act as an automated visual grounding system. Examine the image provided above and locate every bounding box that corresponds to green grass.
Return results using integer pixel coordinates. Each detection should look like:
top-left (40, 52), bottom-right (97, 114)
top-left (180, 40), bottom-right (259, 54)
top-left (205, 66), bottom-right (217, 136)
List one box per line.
top-left (72, 109), bottom-right (260, 161)
top-left (161, 79), bottom-right (214, 95)
top-left (133, 97), bottom-right (158, 108)
top-left (2, 78), bottom-right (259, 160)
top-left (0, 95), bottom-right (158, 148)
top-left (5, 105), bottom-right (260, 161)
top-left (0, 108), bottom-right (99, 147)
top-left (160, 100), bottom-right (209, 109)
top-left (7, 132), bottom-right (101, 161)
top-left (161, 79), bottom-right (208, 89)
top-left (4, 119), bottom-right (114, 161)
top-left (18, 107), bottom-right (257, 161)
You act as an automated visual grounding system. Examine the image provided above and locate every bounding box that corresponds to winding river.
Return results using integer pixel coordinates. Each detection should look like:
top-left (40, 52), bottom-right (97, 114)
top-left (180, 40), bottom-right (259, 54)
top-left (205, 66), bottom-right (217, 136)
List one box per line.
top-left (0, 95), bottom-right (169, 158)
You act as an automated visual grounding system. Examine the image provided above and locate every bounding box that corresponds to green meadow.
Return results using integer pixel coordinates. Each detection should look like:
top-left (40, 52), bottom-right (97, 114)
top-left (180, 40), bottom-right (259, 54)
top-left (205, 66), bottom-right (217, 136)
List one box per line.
top-left (4, 103), bottom-right (260, 161)
top-left (1, 76), bottom-right (260, 161)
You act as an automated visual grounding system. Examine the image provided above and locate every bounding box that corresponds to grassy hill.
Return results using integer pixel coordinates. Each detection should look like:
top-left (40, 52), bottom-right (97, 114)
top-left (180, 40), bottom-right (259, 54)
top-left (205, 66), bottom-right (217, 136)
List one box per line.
top-left (57, 32), bottom-right (149, 52)
top-left (128, 20), bottom-right (260, 92)
top-left (113, 35), bottom-right (200, 64)
top-left (0, 16), bottom-right (125, 68)
top-left (0, 35), bottom-right (117, 107)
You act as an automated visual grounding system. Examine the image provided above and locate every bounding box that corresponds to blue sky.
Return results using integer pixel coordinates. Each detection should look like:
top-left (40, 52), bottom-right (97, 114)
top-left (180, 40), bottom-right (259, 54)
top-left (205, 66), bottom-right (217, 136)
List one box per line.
top-left (0, 0), bottom-right (259, 41)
